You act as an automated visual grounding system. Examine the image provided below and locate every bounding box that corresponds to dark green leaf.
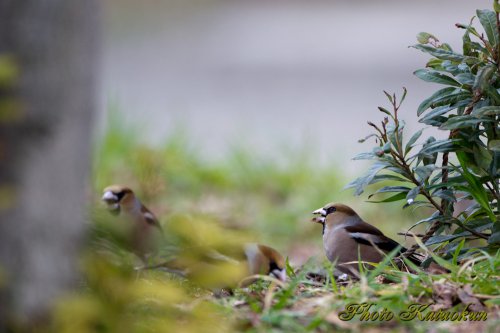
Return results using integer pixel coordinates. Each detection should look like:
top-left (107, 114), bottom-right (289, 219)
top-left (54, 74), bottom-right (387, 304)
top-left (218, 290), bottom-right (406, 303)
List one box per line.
top-left (368, 174), bottom-right (408, 184)
top-left (455, 73), bottom-right (475, 86)
top-left (457, 218), bottom-right (493, 233)
top-left (388, 132), bottom-right (399, 152)
top-left (477, 9), bottom-right (500, 48)
top-left (406, 201), bottom-right (434, 210)
top-left (456, 152), bottom-right (496, 221)
top-left (405, 186), bottom-right (421, 203)
top-left (415, 165), bottom-right (435, 183)
top-left (425, 175), bottom-right (467, 191)
top-left (382, 142), bottom-right (392, 153)
top-left (471, 106), bottom-right (500, 116)
top-left (456, 20), bottom-right (481, 38)
top-left (420, 116), bottom-right (447, 127)
top-left (473, 145), bottom-right (492, 171)
top-left (358, 133), bottom-right (378, 143)
top-left (430, 91), bottom-right (472, 108)
top-left (462, 22), bottom-right (474, 56)
top-left (425, 234), bottom-right (467, 246)
top-left (417, 87), bottom-right (456, 116)
top-left (409, 212), bottom-right (443, 230)
top-left (378, 107), bottom-right (391, 116)
top-left (419, 102), bottom-right (469, 126)
top-left (405, 129), bottom-right (423, 155)
top-left (454, 151), bottom-right (489, 177)
top-left (352, 152), bottom-right (375, 160)
top-left (473, 64), bottom-right (496, 93)
top-left (488, 230), bottom-right (500, 244)
top-left (441, 60), bottom-right (460, 75)
top-left (367, 192), bottom-right (407, 203)
top-left (383, 91), bottom-right (393, 103)
top-left (484, 86), bottom-right (500, 104)
top-left (400, 87), bottom-right (408, 104)
top-left (344, 161), bottom-right (389, 195)
top-left (439, 115), bottom-right (491, 130)
top-left (426, 58), bottom-right (443, 69)
top-left (368, 186), bottom-right (411, 199)
top-left (416, 32), bottom-right (438, 44)
top-left (455, 248), bottom-right (485, 262)
top-left (432, 189), bottom-right (456, 202)
top-left (412, 44), bottom-right (465, 61)
top-left (416, 138), bottom-right (458, 158)
top-left (414, 69), bottom-right (461, 86)
top-left (488, 223), bottom-right (500, 244)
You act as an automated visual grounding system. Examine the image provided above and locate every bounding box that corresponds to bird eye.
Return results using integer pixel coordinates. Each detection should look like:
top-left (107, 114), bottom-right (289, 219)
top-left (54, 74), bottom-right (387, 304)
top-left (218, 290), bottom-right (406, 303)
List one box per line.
top-left (327, 206), bottom-right (337, 214)
top-left (115, 191), bottom-right (126, 201)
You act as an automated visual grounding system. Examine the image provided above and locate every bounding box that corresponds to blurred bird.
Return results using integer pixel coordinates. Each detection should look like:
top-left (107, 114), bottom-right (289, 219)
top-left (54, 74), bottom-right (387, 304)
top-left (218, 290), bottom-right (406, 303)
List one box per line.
top-left (101, 184), bottom-right (163, 261)
top-left (100, 185), bottom-right (286, 285)
top-left (243, 243), bottom-right (287, 283)
top-left (161, 243), bottom-right (287, 287)
top-left (312, 203), bottom-right (422, 277)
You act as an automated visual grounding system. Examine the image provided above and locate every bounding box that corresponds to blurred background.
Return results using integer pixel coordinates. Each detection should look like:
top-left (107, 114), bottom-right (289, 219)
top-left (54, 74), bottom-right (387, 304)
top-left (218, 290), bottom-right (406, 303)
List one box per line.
top-left (1, 0), bottom-right (495, 329)
top-left (101, 0), bottom-right (490, 166)
top-left (90, 0), bottom-right (492, 266)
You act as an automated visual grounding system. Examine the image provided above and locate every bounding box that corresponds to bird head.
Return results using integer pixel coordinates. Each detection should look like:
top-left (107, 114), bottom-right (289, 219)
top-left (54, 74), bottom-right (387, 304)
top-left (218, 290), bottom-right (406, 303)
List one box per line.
top-left (101, 185), bottom-right (134, 215)
top-left (312, 203), bottom-right (357, 227)
top-left (247, 244), bottom-right (287, 282)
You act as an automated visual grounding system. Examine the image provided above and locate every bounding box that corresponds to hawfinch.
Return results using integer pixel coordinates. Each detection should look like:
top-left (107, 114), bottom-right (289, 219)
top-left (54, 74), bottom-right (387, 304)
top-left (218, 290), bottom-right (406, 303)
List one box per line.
top-left (101, 185), bottom-right (163, 260)
top-left (312, 203), bottom-right (421, 277)
top-left (163, 243), bottom-right (287, 287)
top-left (243, 243), bottom-right (287, 283)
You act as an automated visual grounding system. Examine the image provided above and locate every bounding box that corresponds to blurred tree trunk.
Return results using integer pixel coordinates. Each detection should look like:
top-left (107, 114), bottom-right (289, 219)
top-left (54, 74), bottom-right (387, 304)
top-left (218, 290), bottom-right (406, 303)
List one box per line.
top-left (0, 0), bottom-right (99, 327)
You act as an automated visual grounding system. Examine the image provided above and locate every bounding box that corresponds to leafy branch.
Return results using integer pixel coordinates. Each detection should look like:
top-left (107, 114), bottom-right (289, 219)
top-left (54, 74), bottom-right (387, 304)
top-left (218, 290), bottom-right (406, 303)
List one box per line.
top-left (347, 6), bottom-right (499, 259)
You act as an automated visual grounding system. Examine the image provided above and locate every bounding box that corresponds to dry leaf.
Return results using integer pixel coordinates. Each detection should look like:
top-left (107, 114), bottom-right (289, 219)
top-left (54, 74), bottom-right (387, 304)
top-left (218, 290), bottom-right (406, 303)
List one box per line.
top-left (456, 284), bottom-right (485, 312)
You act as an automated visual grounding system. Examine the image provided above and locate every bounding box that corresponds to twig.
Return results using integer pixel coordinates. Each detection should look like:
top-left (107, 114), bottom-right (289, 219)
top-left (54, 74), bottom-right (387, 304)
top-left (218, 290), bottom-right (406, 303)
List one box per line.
top-left (397, 232), bottom-right (424, 237)
top-left (485, 181), bottom-right (499, 201)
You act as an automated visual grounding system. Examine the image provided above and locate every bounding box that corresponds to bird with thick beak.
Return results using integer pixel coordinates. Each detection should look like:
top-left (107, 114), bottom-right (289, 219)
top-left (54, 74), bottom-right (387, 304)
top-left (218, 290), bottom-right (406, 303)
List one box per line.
top-left (101, 185), bottom-right (164, 261)
top-left (312, 203), bottom-right (421, 277)
top-left (244, 243), bottom-right (287, 283)
top-left (161, 243), bottom-right (287, 287)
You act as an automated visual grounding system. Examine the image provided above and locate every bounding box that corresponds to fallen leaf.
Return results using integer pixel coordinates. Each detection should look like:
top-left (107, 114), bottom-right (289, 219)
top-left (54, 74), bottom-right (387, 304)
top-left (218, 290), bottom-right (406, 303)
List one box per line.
top-left (432, 281), bottom-right (456, 310)
top-left (456, 284), bottom-right (485, 312)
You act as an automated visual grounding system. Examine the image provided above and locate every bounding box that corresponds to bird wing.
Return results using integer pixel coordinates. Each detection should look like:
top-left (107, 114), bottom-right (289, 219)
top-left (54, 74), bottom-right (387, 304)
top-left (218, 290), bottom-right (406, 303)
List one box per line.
top-left (344, 224), bottom-right (406, 253)
top-left (140, 205), bottom-right (162, 229)
top-left (344, 224), bottom-right (422, 265)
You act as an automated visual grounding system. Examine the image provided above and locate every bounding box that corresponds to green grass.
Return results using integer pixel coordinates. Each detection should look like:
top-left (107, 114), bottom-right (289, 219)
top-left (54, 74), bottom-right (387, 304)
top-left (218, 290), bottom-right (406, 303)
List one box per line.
top-left (93, 113), bottom-right (425, 251)
top-left (216, 250), bottom-right (499, 332)
top-left (71, 113), bottom-right (500, 333)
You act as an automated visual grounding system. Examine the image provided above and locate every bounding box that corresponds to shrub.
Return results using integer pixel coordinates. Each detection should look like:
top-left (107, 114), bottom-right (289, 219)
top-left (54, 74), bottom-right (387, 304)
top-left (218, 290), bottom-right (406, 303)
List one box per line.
top-left (347, 5), bottom-right (499, 260)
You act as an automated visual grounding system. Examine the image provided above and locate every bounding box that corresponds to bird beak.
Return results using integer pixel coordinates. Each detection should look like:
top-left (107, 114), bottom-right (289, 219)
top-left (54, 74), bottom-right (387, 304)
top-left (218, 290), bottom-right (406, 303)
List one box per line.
top-left (311, 216), bottom-right (325, 224)
top-left (102, 191), bottom-right (118, 203)
top-left (312, 208), bottom-right (327, 216)
top-left (102, 191), bottom-right (120, 214)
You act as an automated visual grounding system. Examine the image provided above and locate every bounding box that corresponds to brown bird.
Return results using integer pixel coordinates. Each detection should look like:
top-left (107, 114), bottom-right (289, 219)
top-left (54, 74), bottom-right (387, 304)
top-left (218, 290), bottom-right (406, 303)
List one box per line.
top-left (161, 243), bottom-right (287, 287)
top-left (101, 184), bottom-right (163, 261)
top-left (243, 243), bottom-right (287, 283)
top-left (312, 203), bottom-right (421, 277)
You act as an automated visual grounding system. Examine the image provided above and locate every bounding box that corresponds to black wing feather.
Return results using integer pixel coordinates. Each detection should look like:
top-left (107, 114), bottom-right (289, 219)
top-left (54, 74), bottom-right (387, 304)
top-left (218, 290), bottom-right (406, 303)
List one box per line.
top-left (344, 225), bottom-right (422, 265)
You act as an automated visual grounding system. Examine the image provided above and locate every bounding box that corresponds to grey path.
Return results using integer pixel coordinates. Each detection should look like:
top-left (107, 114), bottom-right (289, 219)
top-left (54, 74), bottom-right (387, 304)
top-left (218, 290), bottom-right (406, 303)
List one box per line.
top-left (101, 0), bottom-right (490, 171)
